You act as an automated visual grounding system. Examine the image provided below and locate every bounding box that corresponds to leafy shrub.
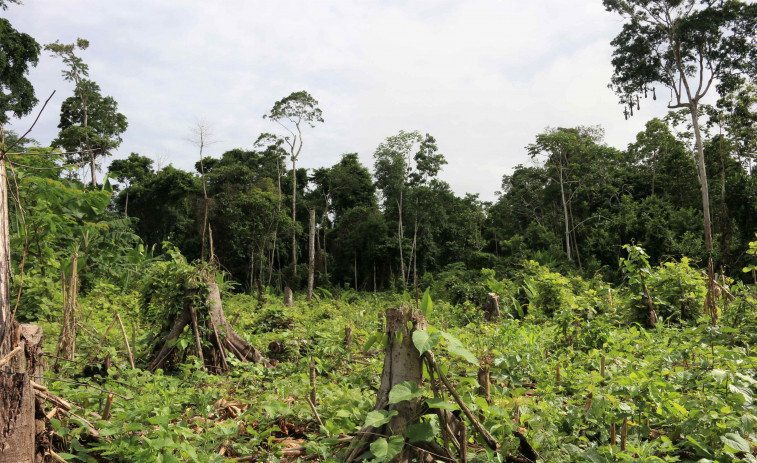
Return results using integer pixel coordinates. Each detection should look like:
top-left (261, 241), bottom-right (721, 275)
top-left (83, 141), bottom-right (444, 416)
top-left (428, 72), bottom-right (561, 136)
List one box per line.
top-left (430, 262), bottom-right (490, 306)
top-left (621, 244), bottom-right (706, 324)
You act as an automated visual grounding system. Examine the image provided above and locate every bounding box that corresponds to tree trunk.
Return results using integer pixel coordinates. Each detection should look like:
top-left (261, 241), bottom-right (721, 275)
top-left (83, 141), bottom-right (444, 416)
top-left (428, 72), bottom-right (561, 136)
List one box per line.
top-left (0, 156), bottom-right (49, 461)
top-left (307, 210), bottom-right (315, 301)
top-left (719, 137), bottom-right (730, 267)
top-left (397, 193), bottom-right (405, 283)
top-left (291, 159), bottom-right (297, 279)
top-left (89, 152), bottom-right (97, 189)
top-left (148, 302), bottom-right (192, 372)
top-left (283, 287), bottom-right (293, 308)
top-left (558, 162), bottom-right (572, 261)
top-left (54, 254), bottom-right (78, 371)
top-left (0, 160), bottom-right (12, 356)
top-left (149, 276), bottom-right (265, 372)
top-left (690, 104), bottom-right (713, 251)
top-left (345, 307), bottom-right (455, 463)
top-left (204, 279), bottom-right (264, 366)
top-left (480, 293), bottom-right (501, 321)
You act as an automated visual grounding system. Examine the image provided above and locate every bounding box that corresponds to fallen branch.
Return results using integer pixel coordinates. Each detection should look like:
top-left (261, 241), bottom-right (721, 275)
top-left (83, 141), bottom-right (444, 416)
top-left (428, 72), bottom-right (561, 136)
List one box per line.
top-left (424, 351), bottom-right (498, 450)
top-left (32, 375), bottom-right (131, 400)
top-left (115, 314), bottom-right (135, 369)
top-left (306, 395), bottom-right (323, 427)
top-left (0, 344), bottom-right (23, 368)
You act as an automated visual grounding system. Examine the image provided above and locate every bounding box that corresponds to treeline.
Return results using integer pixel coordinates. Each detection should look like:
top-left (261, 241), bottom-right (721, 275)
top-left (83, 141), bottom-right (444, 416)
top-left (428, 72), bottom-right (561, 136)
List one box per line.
top-left (105, 97), bottom-right (756, 291)
top-left (3, 0), bottom-right (756, 299)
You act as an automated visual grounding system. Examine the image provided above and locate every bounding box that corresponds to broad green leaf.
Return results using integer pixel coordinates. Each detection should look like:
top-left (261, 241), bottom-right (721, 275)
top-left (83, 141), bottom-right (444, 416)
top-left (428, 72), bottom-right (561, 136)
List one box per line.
top-left (364, 410), bottom-right (398, 428)
top-left (669, 401), bottom-right (688, 417)
top-left (370, 435), bottom-right (404, 462)
top-left (721, 432), bottom-right (751, 453)
top-left (686, 435), bottom-right (712, 457)
top-left (425, 397), bottom-right (456, 411)
top-left (420, 289), bottom-right (433, 317)
top-left (388, 381), bottom-right (423, 404)
top-left (405, 422), bottom-right (435, 443)
top-left (412, 330), bottom-right (441, 355)
top-left (363, 333), bottom-right (378, 353)
top-left (441, 332), bottom-right (478, 364)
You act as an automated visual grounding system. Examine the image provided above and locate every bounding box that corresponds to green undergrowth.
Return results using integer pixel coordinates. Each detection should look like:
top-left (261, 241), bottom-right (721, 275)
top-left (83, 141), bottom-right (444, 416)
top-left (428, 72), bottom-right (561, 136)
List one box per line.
top-left (38, 257), bottom-right (757, 462)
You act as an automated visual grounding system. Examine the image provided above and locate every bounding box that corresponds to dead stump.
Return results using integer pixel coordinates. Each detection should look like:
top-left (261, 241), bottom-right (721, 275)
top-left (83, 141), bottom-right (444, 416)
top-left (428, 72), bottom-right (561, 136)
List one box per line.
top-left (345, 307), bottom-right (455, 463)
top-left (149, 272), bottom-right (266, 373)
top-left (480, 292), bottom-right (501, 321)
top-left (0, 324), bottom-right (48, 463)
top-left (283, 287), bottom-right (294, 307)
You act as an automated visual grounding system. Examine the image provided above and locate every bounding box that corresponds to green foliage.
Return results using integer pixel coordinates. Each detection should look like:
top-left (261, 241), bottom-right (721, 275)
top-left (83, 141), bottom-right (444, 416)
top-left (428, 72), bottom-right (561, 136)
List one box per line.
top-left (138, 244), bottom-right (201, 329)
top-left (621, 244), bottom-right (706, 324)
top-left (0, 15), bottom-right (40, 123)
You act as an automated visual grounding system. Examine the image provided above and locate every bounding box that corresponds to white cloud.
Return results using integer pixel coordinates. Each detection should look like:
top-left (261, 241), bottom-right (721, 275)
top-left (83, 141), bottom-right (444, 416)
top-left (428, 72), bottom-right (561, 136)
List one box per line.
top-left (5, 0), bottom-right (695, 200)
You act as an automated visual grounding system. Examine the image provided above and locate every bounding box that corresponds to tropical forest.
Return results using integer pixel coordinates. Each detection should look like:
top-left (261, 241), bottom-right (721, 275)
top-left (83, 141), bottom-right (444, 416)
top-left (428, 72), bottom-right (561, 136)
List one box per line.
top-left (1, 1), bottom-right (757, 462)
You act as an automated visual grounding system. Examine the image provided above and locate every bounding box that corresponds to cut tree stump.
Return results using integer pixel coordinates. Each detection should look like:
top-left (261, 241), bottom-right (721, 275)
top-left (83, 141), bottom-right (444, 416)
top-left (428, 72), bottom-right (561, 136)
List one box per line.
top-left (345, 307), bottom-right (456, 463)
top-left (480, 293), bottom-right (501, 321)
top-left (149, 271), bottom-right (266, 372)
top-left (283, 287), bottom-right (294, 308)
top-left (0, 324), bottom-right (49, 463)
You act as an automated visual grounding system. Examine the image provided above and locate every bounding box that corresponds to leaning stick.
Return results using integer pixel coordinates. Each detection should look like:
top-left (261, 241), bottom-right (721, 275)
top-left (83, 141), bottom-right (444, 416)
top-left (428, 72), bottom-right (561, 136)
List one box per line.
top-left (424, 351), bottom-right (498, 450)
top-left (115, 314), bottom-right (135, 369)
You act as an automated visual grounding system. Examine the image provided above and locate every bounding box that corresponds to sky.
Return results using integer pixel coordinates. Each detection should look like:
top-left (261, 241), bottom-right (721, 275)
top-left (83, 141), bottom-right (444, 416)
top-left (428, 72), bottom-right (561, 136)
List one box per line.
top-left (5, 0), bottom-right (688, 201)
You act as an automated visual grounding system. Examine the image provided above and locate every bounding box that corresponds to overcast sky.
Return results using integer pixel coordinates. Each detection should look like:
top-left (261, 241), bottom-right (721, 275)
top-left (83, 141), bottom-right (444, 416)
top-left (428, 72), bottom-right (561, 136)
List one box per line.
top-left (5, 0), bottom-right (686, 201)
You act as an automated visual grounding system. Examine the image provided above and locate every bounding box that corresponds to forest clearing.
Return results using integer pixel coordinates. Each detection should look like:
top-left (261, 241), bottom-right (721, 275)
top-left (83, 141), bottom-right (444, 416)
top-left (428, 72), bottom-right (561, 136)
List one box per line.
top-left (2, 0), bottom-right (757, 462)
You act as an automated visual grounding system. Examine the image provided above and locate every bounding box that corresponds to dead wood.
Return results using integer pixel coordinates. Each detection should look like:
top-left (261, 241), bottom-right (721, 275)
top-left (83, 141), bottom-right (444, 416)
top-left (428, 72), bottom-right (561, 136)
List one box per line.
top-left (307, 209), bottom-right (315, 301)
top-left (149, 272), bottom-right (266, 373)
top-left (205, 279), bottom-right (265, 366)
top-left (0, 324), bottom-right (49, 462)
top-left (345, 307), bottom-right (456, 463)
top-left (284, 286), bottom-right (294, 307)
top-left (115, 314), bottom-right (135, 369)
top-left (480, 292), bottom-right (501, 321)
top-left (148, 302), bottom-right (192, 372)
top-left (54, 255), bottom-right (79, 372)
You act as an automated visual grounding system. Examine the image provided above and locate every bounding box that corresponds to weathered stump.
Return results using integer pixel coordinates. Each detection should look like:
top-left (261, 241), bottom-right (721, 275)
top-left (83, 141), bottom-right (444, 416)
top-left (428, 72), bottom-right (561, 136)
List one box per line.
top-left (149, 273), bottom-right (265, 372)
top-left (0, 324), bottom-right (48, 463)
top-left (283, 286), bottom-right (294, 308)
top-left (480, 292), bottom-right (501, 320)
top-left (345, 307), bottom-right (455, 463)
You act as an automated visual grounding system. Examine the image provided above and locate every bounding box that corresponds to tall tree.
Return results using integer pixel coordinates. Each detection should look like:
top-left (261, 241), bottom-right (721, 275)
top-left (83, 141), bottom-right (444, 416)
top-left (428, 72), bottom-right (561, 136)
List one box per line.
top-left (406, 134), bottom-right (446, 284)
top-left (264, 91), bottom-right (323, 282)
top-left (527, 127), bottom-right (605, 264)
top-left (0, 0), bottom-right (40, 355)
top-left (46, 39), bottom-right (127, 187)
top-left (187, 120), bottom-right (218, 261)
top-left (374, 130), bottom-right (422, 283)
top-left (108, 152), bottom-right (154, 216)
top-left (604, 0), bottom-right (757, 251)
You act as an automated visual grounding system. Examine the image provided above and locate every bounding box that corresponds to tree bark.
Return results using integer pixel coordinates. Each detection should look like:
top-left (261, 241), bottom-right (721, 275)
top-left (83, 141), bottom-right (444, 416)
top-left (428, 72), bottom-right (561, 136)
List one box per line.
top-left (397, 192), bottom-right (405, 283)
top-left (480, 293), bottom-right (501, 321)
top-left (54, 254), bottom-right (78, 371)
top-left (0, 157), bottom-right (49, 461)
top-left (291, 159), bottom-right (297, 279)
top-left (283, 287), bottom-right (293, 308)
top-left (558, 161), bottom-right (572, 261)
top-left (307, 209), bottom-right (315, 301)
top-left (345, 307), bottom-right (455, 463)
top-left (689, 104), bottom-right (713, 251)
top-left (0, 159), bottom-right (12, 356)
top-left (205, 279), bottom-right (265, 365)
top-left (149, 277), bottom-right (265, 372)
